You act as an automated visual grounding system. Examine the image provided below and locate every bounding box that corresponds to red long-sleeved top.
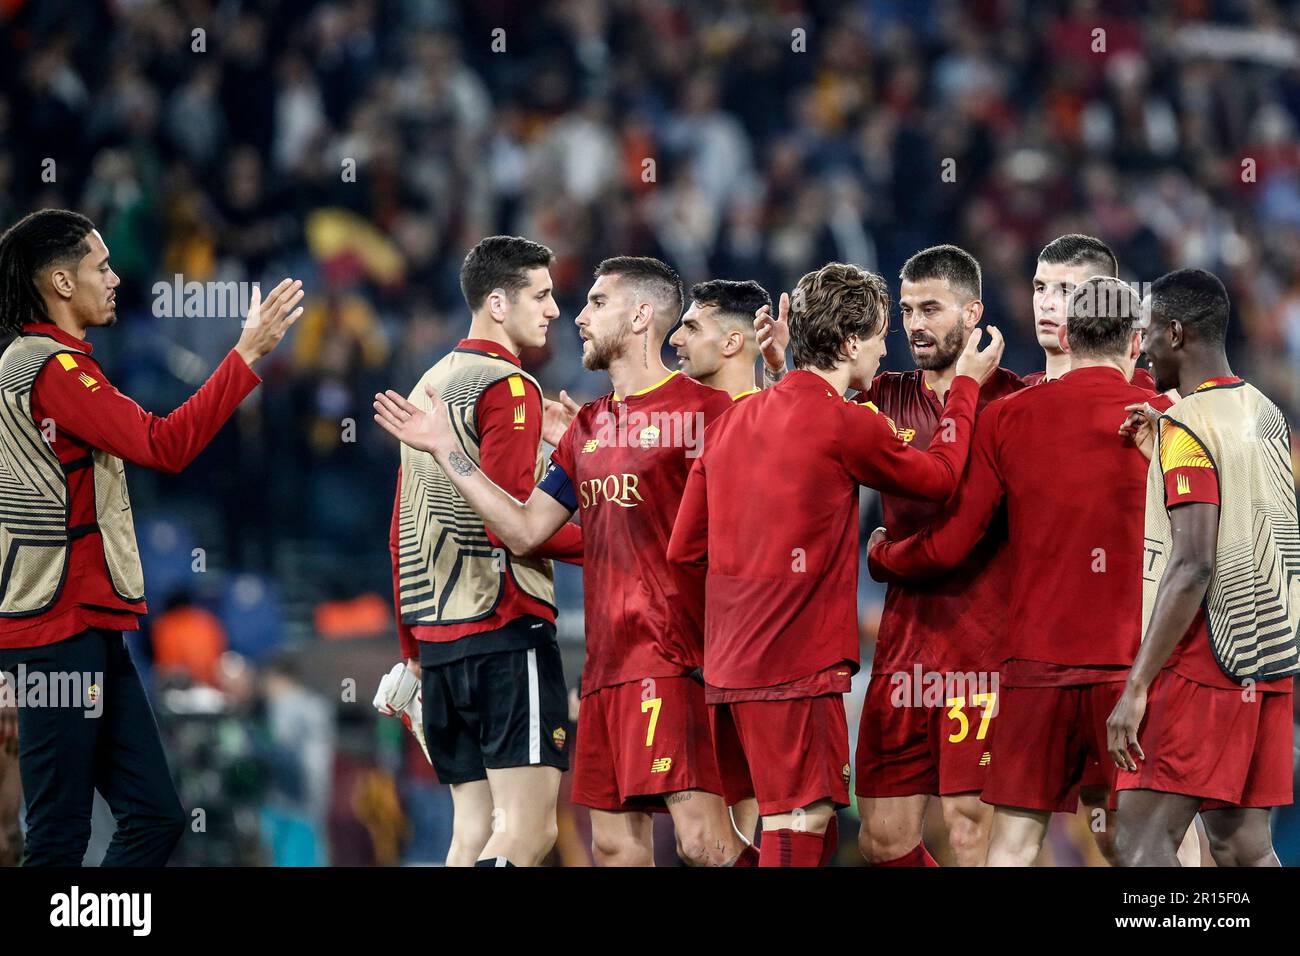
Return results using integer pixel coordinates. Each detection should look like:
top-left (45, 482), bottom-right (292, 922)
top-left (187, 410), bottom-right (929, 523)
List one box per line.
top-left (0, 323), bottom-right (261, 649)
top-left (667, 369), bottom-right (980, 691)
top-left (388, 339), bottom-right (582, 660)
top-left (868, 366), bottom-right (1157, 680)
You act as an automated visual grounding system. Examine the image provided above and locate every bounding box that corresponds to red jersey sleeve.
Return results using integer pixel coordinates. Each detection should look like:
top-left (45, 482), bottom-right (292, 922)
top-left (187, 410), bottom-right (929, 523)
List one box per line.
top-left (387, 468), bottom-right (419, 660)
top-left (1158, 421), bottom-right (1220, 508)
top-left (839, 375), bottom-right (979, 501)
top-left (868, 399), bottom-right (1007, 582)
top-left (33, 349), bottom-right (260, 474)
top-left (476, 375), bottom-right (582, 563)
top-left (666, 454), bottom-right (709, 643)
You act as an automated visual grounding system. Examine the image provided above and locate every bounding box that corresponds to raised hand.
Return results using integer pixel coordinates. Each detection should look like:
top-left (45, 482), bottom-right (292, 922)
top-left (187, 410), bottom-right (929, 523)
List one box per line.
top-left (953, 325), bottom-right (1004, 385)
top-left (755, 292), bottom-right (791, 376)
top-left (373, 384), bottom-right (454, 456)
top-left (543, 389), bottom-right (581, 446)
top-left (235, 278), bottom-right (305, 367)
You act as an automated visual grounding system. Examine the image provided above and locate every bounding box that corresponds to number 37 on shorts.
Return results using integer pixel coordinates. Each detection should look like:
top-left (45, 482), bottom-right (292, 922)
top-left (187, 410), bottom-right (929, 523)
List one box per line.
top-left (946, 693), bottom-right (997, 744)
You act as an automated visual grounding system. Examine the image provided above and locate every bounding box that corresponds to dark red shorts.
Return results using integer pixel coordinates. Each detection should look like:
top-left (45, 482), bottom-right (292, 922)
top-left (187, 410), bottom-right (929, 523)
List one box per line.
top-left (711, 694), bottom-right (849, 816)
top-left (854, 671), bottom-right (996, 798)
top-left (1114, 670), bottom-right (1294, 808)
top-left (981, 682), bottom-right (1123, 813)
top-left (571, 675), bottom-right (748, 812)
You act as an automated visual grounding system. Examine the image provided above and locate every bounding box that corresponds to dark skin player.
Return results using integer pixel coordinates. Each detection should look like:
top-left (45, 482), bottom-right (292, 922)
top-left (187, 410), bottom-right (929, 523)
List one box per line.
top-left (1109, 293), bottom-right (1278, 868)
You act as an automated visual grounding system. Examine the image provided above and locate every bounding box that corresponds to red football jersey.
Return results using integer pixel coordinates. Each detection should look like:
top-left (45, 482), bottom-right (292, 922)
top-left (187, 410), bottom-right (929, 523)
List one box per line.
top-left (1022, 366), bottom-right (1155, 389)
top-left (668, 370), bottom-right (981, 690)
top-left (544, 371), bottom-right (734, 695)
top-left (870, 367), bottom-right (1157, 673)
top-left (864, 367), bottom-right (1025, 673)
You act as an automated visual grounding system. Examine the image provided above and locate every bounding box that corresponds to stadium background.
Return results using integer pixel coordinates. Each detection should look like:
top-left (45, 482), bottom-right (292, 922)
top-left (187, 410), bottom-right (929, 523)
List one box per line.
top-left (1, 0), bottom-right (1299, 865)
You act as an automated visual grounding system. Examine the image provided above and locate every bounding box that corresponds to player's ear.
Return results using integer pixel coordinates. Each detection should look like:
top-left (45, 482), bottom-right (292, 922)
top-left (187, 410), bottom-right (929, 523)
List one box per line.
top-left (48, 264), bottom-right (76, 301)
top-left (965, 298), bottom-right (984, 329)
top-left (724, 328), bottom-right (745, 357)
top-left (1129, 329), bottom-right (1142, 361)
top-left (1057, 323), bottom-right (1071, 354)
top-left (486, 288), bottom-right (508, 324)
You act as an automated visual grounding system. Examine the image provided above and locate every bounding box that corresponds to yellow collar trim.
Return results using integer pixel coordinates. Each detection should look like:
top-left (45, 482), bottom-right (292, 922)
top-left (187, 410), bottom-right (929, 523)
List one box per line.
top-left (614, 370), bottom-right (679, 402)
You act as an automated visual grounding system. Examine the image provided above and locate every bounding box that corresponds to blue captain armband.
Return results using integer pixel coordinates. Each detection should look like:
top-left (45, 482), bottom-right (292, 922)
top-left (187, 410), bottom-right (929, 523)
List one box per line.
top-left (538, 461), bottom-right (578, 512)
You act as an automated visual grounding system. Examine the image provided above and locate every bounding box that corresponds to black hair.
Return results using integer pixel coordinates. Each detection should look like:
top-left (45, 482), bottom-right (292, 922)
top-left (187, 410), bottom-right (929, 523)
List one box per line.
top-left (688, 279), bottom-right (772, 325)
top-left (1038, 233), bottom-right (1119, 278)
top-left (0, 209), bottom-right (96, 335)
top-left (1148, 268), bottom-right (1230, 345)
top-left (459, 235), bottom-right (554, 312)
top-left (899, 244), bottom-right (981, 300)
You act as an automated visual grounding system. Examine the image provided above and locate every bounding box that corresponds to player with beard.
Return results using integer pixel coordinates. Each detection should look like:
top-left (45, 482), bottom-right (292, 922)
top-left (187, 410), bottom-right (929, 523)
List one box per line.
top-left (0, 209), bottom-right (302, 866)
top-left (854, 245), bottom-right (1024, 867)
top-left (375, 257), bottom-right (756, 867)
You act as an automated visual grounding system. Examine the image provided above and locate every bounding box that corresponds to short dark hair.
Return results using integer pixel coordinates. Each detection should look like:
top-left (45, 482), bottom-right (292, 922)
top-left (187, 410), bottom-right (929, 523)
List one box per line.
top-left (688, 279), bottom-right (771, 326)
top-left (790, 263), bottom-right (890, 371)
top-left (459, 235), bottom-right (554, 312)
top-left (1148, 268), bottom-right (1230, 345)
top-left (1038, 234), bottom-right (1119, 278)
top-left (899, 244), bottom-right (981, 300)
top-left (0, 209), bottom-right (95, 335)
top-left (595, 256), bottom-right (683, 326)
top-left (1065, 276), bottom-right (1142, 357)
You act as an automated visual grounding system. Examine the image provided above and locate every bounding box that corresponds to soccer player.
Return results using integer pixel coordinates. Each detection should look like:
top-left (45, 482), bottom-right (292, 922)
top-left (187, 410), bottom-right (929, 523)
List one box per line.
top-left (1024, 233), bottom-right (1176, 863)
top-left (0, 208), bottom-right (302, 866)
top-left (1026, 234), bottom-right (1155, 390)
top-left (375, 256), bottom-right (755, 867)
top-left (868, 276), bottom-right (1157, 866)
top-left (666, 262), bottom-right (1003, 865)
top-left (668, 279), bottom-right (772, 400)
top-left (381, 236), bottom-right (584, 868)
top-left (1106, 269), bottom-right (1298, 867)
top-left (852, 245), bottom-right (1023, 867)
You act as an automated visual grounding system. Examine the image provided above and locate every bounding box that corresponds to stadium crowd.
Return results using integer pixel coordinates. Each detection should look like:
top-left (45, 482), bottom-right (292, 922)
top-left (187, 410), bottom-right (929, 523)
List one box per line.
top-left (1, 0), bottom-right (1299, 864)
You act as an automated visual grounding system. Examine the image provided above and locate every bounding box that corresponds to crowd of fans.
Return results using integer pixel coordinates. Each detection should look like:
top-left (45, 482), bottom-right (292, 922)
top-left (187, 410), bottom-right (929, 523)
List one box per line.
top-left (2, 0), bottom-right (1299, 863)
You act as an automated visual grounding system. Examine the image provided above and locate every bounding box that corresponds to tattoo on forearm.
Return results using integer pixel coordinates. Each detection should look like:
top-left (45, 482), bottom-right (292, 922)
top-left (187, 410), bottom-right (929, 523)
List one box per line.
top-left (448, 451), bottom-right (476, 477)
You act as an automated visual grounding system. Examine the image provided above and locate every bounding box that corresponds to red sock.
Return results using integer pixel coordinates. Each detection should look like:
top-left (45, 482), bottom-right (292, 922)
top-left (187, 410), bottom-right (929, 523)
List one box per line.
top-left (731, 844), bottom-right (760, 867)
top-left (818, 815), bottom-right (839, 867)
top-left (759, 829), bottom-right (824, 867)
top-left (874, 843), bottom-right (939, 867)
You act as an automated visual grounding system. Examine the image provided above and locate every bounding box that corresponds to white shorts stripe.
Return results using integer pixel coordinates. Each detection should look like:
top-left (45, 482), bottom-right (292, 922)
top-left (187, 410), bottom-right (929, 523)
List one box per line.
top-left (527, 648), bottom-right (541, 764)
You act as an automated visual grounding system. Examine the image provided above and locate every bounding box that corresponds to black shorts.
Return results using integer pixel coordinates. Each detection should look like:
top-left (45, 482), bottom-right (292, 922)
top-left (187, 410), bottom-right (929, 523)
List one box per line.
top-left (420, 630), bottom-right (570, 784)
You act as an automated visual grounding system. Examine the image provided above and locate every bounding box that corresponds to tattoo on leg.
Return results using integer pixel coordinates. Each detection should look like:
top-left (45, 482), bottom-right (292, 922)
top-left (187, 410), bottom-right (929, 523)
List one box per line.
top-left (666, 791), bottom-right (693, 806)
top-left (448, 451), bottom-right (475, 476)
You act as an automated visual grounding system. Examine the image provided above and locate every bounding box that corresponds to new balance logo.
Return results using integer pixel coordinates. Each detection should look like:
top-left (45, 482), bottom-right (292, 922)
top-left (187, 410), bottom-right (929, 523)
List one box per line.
top-left (897, 427), bottom-right (916, 443)
top-left (650, 757), bottom-right (672, 773)
top-left (980, 752), bottom-right (991, 767)
top-left (1176, 473), bottom-right (1190, 496)
top-left (582, 439), bottom-right (600, 453)
top-left (513, 404), bottom-right (526, 429)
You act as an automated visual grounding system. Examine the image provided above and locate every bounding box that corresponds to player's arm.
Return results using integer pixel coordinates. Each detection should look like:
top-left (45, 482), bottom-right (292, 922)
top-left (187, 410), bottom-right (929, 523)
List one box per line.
top-left (1107, 422), bottom-right (1220, 770)
top-left (475, 377), bottom-right (583, 563)
top-left (373, 385), bottom-right (571, 555)
top-left (387, 467), bottom-right (421, 666)
top-left (840, 327), bottom-right (1002, 502)
top-left (34, 278), bottom-right (303, 473)
top-left (867, 404), bottom-right (1006, 581)
top-left (666, 455), bottom-right (710, 640)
